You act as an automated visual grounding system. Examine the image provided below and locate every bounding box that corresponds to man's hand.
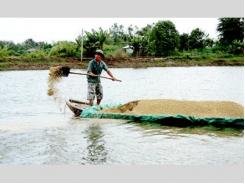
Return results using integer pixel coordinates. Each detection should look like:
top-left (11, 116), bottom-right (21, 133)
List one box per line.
top-left (106, 70), bottom-right (121, 82)
top-left (107, 70), bottom-right (116, 81)
top-left (88, 72), bottom-right (98, 77)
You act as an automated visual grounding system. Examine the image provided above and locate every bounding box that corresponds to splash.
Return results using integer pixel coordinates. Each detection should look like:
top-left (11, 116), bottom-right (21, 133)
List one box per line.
top-left (47, 66), bottom-right (65, 111)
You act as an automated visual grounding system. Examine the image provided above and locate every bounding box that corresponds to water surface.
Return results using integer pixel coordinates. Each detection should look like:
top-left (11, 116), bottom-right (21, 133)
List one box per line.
top-left (0, 67), bottom-right (243, 165)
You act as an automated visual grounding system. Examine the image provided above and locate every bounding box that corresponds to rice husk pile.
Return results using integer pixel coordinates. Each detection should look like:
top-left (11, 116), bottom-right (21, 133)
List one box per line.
top-left (102, 99), bottom-right (244, 118)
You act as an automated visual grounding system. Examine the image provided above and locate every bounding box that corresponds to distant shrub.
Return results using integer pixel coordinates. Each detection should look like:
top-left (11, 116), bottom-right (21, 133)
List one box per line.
top-left (227, 40), bottom-right (244, 55)
top-left (103, 44), bottom-right (122, 57)
top-left (24, 49), bottom-right (47, 59)
top-left (0, 47), bottom-right (17, 57)
top-left (49, 41), bottom-right (78, 57)
top-left (0, 47), bottom-right (11, 57)
top-left (106, 48), bottom-right (129, 58)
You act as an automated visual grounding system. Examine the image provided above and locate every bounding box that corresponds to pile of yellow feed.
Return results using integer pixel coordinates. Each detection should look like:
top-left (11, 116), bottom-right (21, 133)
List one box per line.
top-left (102, 99), bottom-right (244, 118)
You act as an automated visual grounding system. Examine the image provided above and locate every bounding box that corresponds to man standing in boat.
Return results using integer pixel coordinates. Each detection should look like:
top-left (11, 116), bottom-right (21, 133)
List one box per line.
top-left (87, 49), bottom-right (118, 106)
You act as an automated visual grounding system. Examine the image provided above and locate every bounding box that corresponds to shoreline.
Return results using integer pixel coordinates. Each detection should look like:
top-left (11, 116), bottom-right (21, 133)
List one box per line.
top-left (0, 56), bottom-right (243, 71)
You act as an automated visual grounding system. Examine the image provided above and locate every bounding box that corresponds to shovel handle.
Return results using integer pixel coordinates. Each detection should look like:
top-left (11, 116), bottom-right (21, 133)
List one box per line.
top-left (69, 72), bottom-right (122, 82)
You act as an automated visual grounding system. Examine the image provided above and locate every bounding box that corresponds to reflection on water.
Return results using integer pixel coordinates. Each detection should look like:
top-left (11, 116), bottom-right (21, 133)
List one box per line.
top-left (0, 119), bottom-right (243, 165)
top-left (82, 124), bottom-right (107, 164)
top-left (0, 67), bottom-right (243, 165)
top-left (134, 122), bottom-right (244, 137)
top-left (42, 128), bottom-right (68, 164)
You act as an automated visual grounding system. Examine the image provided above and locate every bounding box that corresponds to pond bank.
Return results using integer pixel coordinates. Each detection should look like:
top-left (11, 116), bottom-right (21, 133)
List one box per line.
top-left (0, 56), bottom-right (243, 71)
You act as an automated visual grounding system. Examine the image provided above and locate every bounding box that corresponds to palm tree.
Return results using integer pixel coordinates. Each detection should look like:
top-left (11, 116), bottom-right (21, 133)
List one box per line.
top-left (96, 28), bottom-right (108, 50)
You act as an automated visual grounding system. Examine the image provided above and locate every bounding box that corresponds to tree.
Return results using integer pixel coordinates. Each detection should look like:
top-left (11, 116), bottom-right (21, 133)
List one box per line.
top-left (149, 20), bottom-right (179, 56)
top-left (131, 36), bottom-right (143, 56)
top-left (217, 18), bottom-right (244, 46)
top-left (109, 23), bottom-right (127, 43)
top-left (127, 25), bottom-right (134, 40)
top-left (37, 42), bottom-right (52, 51)
top-left (228, 40), bottom-right (244, 54)
top-left (79, 28), bottom-right (108, 57)
top-left (23, 38), bottom-right (38, 49)
top-left (136, 24), bottom-right (153, 36)
top-left (188, 28), bottom-right (207, 49)
top-left (179, 33), bottom-right (189, 51)
top-left (96, 28), bottom-right (108, 50)
top-left (204, 38), bottom-right (214, 48)
top-left (130, 35), bottom-right (149, 56)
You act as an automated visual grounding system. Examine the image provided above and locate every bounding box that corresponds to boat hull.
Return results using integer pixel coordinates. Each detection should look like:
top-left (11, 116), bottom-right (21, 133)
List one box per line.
top-left (66, 99), bottom-right (90, 116)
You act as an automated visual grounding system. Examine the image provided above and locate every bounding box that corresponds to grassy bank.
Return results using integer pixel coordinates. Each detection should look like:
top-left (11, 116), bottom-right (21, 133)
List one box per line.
top-left (0, 55), bottom-right (243, 71)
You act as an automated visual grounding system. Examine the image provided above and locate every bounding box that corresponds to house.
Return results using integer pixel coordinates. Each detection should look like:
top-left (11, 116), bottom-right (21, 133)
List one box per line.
top-left (122, 45), bottom-right (134, 55)
top-left (27, 48), bottom-right (37, 53)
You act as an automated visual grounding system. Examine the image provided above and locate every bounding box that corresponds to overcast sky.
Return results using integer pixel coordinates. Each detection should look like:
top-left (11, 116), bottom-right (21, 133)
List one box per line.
top-left (0, 18), bottom-right (219, 43)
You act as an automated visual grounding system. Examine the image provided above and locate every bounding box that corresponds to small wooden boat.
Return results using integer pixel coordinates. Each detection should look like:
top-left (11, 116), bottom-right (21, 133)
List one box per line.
top-left (66, 99), bottom-right (90, 116)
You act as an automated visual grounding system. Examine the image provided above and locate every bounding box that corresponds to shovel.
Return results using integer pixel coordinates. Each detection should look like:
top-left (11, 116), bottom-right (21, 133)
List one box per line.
top-left (59, 66), bottom-right (122, 82)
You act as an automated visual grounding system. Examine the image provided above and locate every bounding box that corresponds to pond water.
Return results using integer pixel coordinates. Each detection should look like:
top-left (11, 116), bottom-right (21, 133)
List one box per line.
top-left (0, 66), bottom-right (243, 165)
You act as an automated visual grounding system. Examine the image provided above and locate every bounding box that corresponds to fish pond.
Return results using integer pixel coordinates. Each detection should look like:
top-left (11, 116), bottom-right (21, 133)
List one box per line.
top-left (0, 67), bottom-right (243, 165)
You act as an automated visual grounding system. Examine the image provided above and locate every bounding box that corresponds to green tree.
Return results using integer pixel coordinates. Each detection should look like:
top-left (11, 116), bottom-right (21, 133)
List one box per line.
top-left (37, 42), bottom-right (52, 51)
top-left (217, 18), bottom-right (244, 46)
top-left (109, 23), bottom-right (127, 43)
top-left (149, 20), bottom-right (179, 56)
top-left (204, 38), bottom-right (214, 48)
top-left (130, 24), bottom-right (152, 56)
top-left (131, 36), bottom-right (141, 56)
top-left (127, 25), bottom-right (134, 40)
top-left (80, 28), bottom-right (108, 57)
top-left (188, 28), bottom-right (207, 49)
top-left (136, 24), bottom-right (153, 36)
top-left (227, 40), bottom-right (244, 54)
top-left (96, 28), bottom-right (108, 50)
top-left (179, 33), bottom-right (189, 51)
top-left (130, 35), bottom-right (149, 56)
top-left (22, 38), bottom-right (38, 49)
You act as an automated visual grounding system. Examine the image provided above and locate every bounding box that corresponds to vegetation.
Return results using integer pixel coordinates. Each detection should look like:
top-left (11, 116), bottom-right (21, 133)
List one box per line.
top-left (0, 18), bottom-right (243, 70)
top-left (49, 41), bottom-right (78, 57)
top-left (149, 21), bottom-right (179, 56)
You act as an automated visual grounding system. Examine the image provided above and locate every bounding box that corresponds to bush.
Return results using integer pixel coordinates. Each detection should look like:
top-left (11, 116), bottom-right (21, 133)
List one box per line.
top-left (0, 47), bottom-right (12, 57)
top-left (24, 49), bottom-right (47, 59)
top-left (103, 44), bottom-right (122, 57)
top-left (49, 41), bottom-right (78, 57)
top-left (106, 48), bottom-right (129, 58)
top-left (227, 40), bottom-right (244, 55)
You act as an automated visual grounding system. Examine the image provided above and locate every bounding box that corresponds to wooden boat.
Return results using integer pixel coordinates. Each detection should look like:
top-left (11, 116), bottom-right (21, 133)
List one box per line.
top-left (66, 99), bottom-right (90, 116)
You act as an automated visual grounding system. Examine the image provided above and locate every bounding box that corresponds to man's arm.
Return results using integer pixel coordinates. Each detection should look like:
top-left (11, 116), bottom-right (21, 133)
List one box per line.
top-left (106, 70), bottom-right (117, 80)
top-left (103, 61), bottom-right (117, 81)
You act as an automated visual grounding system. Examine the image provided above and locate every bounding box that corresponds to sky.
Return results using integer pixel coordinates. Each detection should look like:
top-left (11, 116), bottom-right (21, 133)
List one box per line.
top-left (0, 18), bottom-right (219, 43)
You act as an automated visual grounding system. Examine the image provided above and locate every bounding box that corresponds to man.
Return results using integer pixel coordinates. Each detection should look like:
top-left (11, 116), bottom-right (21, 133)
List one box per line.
top-left (87, 49), bottom-right (118, 106)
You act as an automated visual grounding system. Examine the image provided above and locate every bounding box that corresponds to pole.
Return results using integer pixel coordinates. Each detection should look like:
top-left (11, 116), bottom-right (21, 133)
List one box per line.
top-left (81, 29), bottom-right (84, 61)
